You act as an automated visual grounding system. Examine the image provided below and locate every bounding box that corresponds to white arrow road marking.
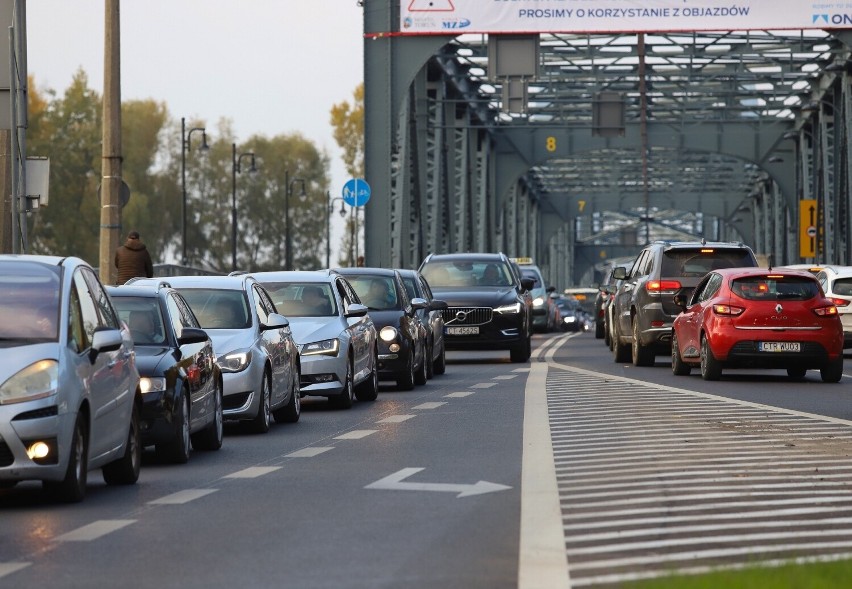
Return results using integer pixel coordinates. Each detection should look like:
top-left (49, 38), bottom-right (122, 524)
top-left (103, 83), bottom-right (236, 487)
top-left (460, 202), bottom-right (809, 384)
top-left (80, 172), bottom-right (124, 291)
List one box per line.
top-left (365, 468), bottom-right (511, 498)
top-left (0, 563), bottom-right (31, 578)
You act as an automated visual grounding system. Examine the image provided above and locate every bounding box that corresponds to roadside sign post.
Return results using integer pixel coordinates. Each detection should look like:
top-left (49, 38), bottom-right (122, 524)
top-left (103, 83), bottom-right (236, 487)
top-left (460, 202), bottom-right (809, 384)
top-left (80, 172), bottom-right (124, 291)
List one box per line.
top-left (342, 179), bottom-right (371, 265)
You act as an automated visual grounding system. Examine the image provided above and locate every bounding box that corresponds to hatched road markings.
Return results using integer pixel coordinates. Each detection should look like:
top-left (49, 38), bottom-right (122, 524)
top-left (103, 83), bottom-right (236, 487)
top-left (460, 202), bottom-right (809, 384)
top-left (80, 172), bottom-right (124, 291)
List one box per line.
top-left (545, 365), bottom-right (852, 587)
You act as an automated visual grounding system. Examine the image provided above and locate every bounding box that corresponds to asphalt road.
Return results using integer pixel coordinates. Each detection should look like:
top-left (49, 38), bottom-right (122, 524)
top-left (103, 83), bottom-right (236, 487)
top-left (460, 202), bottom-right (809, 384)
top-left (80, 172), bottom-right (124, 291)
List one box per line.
top-left (3, 331), bottom-right (852, 588)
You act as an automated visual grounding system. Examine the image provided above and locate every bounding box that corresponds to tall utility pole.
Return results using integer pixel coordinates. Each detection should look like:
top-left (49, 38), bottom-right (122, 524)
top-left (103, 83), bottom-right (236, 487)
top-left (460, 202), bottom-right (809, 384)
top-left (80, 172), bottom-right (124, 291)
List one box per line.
top-left (100, 0), bottom-right (122, 284)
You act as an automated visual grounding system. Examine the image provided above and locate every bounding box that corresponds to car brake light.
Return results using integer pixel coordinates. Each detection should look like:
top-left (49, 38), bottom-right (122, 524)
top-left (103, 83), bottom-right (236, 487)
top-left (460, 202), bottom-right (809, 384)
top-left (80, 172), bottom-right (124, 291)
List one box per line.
top-left (713, 304), bottom-right (744, 316)
top-left (646, 280), bottom-right (681, 293)
top-left (830, 298), bottom-right (850, 307)
top-left (814, 305), bottom-right (839, 316)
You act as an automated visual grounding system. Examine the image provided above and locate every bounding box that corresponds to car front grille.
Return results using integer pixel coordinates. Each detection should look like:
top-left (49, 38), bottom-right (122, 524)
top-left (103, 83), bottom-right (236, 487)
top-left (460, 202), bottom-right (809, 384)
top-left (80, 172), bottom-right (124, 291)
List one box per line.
top-left (442, 307), bottom-right (493, 326)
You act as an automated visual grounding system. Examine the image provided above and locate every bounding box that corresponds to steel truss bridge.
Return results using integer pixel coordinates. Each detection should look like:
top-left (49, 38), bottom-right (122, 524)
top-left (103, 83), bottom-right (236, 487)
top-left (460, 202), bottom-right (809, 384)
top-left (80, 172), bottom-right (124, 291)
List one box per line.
top-left (362, 1), bottom-right (852, 286)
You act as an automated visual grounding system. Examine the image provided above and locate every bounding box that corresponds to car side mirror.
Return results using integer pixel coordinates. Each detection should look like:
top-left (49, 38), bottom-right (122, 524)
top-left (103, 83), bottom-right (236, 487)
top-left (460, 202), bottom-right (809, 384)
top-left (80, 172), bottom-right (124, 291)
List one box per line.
top-left (429, 299), bottom-right (448, 311)
top-left (178, 327), bottom-right (209, 345)
top-left (410, 297), bottom-right (428, 312)
top-left (262, 312), bottom-right (289, 330)
top-left (520, 277), bottom-right (535, 291)
top-left (90, 327), bottom-right (123, 363)
top-left (612, 267), bottom-right (628, 280)
top-left (546, 285), bottom-right (556, 293)
top-left (345, 303), bottom-right (369, 318)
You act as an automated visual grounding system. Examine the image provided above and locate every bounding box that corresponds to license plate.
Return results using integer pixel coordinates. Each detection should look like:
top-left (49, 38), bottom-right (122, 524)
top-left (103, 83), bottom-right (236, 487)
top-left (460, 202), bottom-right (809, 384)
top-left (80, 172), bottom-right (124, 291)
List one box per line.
top-left (446, 326), bottom-right (479, 335)
top-left (758, 341), bottom-right (801, 352)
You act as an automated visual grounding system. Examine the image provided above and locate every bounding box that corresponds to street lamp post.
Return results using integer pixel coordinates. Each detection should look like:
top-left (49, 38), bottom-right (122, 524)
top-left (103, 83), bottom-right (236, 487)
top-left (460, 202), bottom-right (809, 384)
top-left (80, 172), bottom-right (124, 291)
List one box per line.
top-left (285, 170), bottom-right (307, 271)
top-left (327, 192), bottom-right (347, 268)
top-left (181, 117), bottom-right (209, 266)
top-left (231, 143), bottom-right (256, 272)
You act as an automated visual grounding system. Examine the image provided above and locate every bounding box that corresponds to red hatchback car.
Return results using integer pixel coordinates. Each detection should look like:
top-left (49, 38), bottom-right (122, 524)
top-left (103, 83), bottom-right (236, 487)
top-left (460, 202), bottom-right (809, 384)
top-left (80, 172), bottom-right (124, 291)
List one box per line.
top-left (671, 268), bottom-right (844, 382)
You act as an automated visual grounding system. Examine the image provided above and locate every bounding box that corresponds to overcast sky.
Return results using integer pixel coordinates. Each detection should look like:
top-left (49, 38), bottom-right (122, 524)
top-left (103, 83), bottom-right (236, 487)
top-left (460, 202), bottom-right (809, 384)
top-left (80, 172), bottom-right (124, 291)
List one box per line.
top-left (26, 0), bottom-right (365, 262)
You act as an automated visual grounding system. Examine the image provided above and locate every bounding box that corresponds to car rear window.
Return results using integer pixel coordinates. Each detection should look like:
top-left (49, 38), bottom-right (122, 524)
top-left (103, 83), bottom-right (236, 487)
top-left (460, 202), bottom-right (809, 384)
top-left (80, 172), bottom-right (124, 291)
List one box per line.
top-left (832, 277), bottom-right (852, 297)
top-left (731, 276), bottom-right (819, 301)
top-left (662, 249), bottom-right (754, 278)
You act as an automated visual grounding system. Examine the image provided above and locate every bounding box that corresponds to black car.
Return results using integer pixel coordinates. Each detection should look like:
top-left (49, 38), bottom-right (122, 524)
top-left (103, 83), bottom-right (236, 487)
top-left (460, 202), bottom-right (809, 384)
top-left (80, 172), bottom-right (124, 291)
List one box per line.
top-left (419, 252), bottom-right (535, 363)
top-left (107, 282), bottom-right (224, 463)
top-left (397, 268), bottom-right (449, 378)
top-left (335, 268), bottom-right (429, 390)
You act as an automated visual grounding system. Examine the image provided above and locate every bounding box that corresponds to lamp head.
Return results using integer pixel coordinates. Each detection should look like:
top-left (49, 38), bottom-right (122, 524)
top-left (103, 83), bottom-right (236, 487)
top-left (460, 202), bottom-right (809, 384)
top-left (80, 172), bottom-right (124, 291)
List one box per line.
top-left (200, 131), bottom-right (209, 151)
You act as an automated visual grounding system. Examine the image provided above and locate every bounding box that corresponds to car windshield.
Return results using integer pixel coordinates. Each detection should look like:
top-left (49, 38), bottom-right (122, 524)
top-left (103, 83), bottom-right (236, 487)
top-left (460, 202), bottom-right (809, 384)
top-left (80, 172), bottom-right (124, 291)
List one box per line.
top-left (261, 282), bottom-right (338, 317)
top-left (0, 262), bottom-right (61, 341)
top-left (345, 275), bottom-right (400, 311)
top-left (421, 261), bottom-right (512, 287)
top-left (178, 289), bottom-right (252, 329)
top-left (731, 276), bottom-right (819, 301)
top-left (112, 297), bottom-right (167, 345)
top-left (662, 249), bottom-right (754, 277)
top-left (401, 276), bottom-right (420, 300)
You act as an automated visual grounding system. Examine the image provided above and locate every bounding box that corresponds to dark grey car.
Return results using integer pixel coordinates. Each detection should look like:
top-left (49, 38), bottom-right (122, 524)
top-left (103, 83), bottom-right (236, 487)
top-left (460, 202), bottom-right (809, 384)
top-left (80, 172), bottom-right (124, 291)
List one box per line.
top-left (610, 240), bottom-right (758, 366)
top-left (397, 268), bottom-right (448, 378)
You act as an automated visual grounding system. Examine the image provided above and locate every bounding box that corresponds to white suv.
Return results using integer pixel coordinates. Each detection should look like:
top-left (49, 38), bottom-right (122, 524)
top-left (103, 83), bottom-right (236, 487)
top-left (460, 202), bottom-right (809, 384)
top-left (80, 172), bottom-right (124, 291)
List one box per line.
top-left (815, 266), bottom-right (852, 348)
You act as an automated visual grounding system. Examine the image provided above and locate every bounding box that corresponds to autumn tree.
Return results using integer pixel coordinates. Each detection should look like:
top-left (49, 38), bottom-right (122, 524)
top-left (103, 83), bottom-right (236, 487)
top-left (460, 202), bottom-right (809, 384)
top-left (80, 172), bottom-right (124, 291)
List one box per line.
top-left (330, 83), bottom-right (364, 266)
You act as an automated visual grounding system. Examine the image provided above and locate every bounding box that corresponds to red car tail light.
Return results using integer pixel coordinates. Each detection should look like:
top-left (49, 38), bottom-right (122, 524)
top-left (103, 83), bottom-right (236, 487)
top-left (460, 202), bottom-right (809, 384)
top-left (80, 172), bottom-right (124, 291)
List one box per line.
top-left (814, 305), bottom-right (839, 317)
top-left (830, 298), bottom-right (850, 307)
top-left (713, 304), bottom-right (744, 316)
top-left (646, 280), bottom-right (681, 293)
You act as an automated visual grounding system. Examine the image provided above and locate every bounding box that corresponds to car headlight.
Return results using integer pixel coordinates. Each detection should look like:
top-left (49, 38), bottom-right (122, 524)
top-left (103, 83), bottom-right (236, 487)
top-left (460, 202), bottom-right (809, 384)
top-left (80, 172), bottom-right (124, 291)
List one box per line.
top-left (302, 338), bottom-right (340, 357)
top-left (533, 297), bottom-right (545, 307)
top-left (494, 303), bottom-right (521, 314)
top-left (379, 326), bottom-right (398, 342)
top-left (0, 360), bottom-right (58, 405)
top-left (217, 350), bottom-right (252, 373)
top-left (140, 377), bottom-right (167, 394)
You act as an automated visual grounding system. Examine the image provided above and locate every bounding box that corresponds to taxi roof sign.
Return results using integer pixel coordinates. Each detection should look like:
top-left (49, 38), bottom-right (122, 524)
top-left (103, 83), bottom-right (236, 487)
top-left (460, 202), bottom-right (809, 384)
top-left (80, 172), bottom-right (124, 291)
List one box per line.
top-left (511, 257), bottom-right (535, 265)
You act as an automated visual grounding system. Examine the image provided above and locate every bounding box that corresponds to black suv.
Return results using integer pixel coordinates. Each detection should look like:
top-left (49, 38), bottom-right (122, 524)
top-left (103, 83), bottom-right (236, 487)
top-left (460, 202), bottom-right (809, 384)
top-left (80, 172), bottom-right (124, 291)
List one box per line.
top-left (419, 252), bottom-right (535, 363)
top-left (610, 240), bottom-right (759, 366)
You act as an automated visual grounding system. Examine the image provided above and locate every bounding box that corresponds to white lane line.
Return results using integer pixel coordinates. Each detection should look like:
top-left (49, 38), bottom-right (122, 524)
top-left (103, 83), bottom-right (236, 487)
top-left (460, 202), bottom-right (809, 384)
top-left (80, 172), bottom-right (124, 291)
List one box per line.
top-left (564, 505), bottom-right (852, 531)
top-left (412, 402), bottom-right (446, 410)
top-left (471, 382), bottom-right (496, 389)
top-left (493, 375), bottom-right (518, 380)
top-left (334, 430), bottom-right (377, 440)
top-left (445, 391), bottom-right (474, 398)
top-left (513, 368), bottom-right (532, 373)
top-left (55, 520), bottom-right (136, 542)
top-left (377, 415), bottom-right (416, 423)
top-left (567, 517), bottom-right (852, 543)
top-left (225, 466), bottom-right (282, 478)
top-left (148, 489), bottom-right (218, 505)
top-left (286, 447), bottom-right (335, 458)
top-left (0, 563), bottom-right (31, 578)
top-left (518, 361), bottom-right (571, 589)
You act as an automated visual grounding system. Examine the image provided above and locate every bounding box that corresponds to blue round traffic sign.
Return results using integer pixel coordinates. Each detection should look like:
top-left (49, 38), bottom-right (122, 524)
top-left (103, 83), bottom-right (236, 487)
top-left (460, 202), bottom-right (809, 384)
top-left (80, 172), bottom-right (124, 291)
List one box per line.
top-left (342, 178), bottom-right (371, 207)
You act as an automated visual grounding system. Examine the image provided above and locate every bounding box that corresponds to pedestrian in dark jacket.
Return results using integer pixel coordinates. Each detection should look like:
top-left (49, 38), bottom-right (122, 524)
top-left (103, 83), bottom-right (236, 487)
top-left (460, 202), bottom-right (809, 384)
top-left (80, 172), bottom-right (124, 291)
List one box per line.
top-left (114, 230), bottom-right (154, 285)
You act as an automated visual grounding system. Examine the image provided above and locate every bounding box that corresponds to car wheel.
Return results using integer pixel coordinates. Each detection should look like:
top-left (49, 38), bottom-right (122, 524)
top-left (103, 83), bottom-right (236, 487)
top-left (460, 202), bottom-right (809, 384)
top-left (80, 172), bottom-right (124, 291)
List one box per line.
top-left (612, 318), bottom-right (630, 363)
top-left (671, 332), bottom-right (691, 376)
top-left (595, 317), bottom-right (605, 339)
top-left (102, 402), bottom-right (141, 485)
top-left (192, 379), bottom-right (223, 451)
top-left (44, 412), bottom-right (88, 503)
top-left (632, 319), bottom-right (655, 367)
top-left (603, 319), bottom-right (611, 347)
top-left (433, 342), bottom-right (446, 375)
top-left (396, 349), bottom-right (416, 390)
top-left (700, 334), bottom-right (722, 381)
top-left (820, 356), bottom-right (844, 383)
top-left (355, 350), bottom-right (379, 401)
top-left (332, 358), bottom-right (356, 408)
top-left (157, 391), bottom-right (191, 464)
top-left (510, 335), bottom-right (531, 363)
top-left (248, 372), bottom-right (272, 434)
top-left (414, 343), bottom-right (428, 386)
top-left (274, 368), bottom-right (302, 422)
top-left (786, 367), bottom-right (807, 380)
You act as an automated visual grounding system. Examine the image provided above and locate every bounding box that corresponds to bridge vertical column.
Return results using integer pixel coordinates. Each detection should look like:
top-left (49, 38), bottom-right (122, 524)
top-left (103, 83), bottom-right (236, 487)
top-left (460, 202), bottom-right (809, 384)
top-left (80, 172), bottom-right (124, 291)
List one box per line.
top-left (389, 95), bottom-right (410, 268)
top-left (475, 133), bottom-right (492, 252)
top-left (426, 73), bottom-right (447, 255)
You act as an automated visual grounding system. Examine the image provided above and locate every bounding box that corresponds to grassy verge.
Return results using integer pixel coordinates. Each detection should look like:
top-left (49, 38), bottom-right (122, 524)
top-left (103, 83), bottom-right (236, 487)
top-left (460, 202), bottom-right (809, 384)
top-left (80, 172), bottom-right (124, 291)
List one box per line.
top-left (618, 559), bottom-right (852, 589)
